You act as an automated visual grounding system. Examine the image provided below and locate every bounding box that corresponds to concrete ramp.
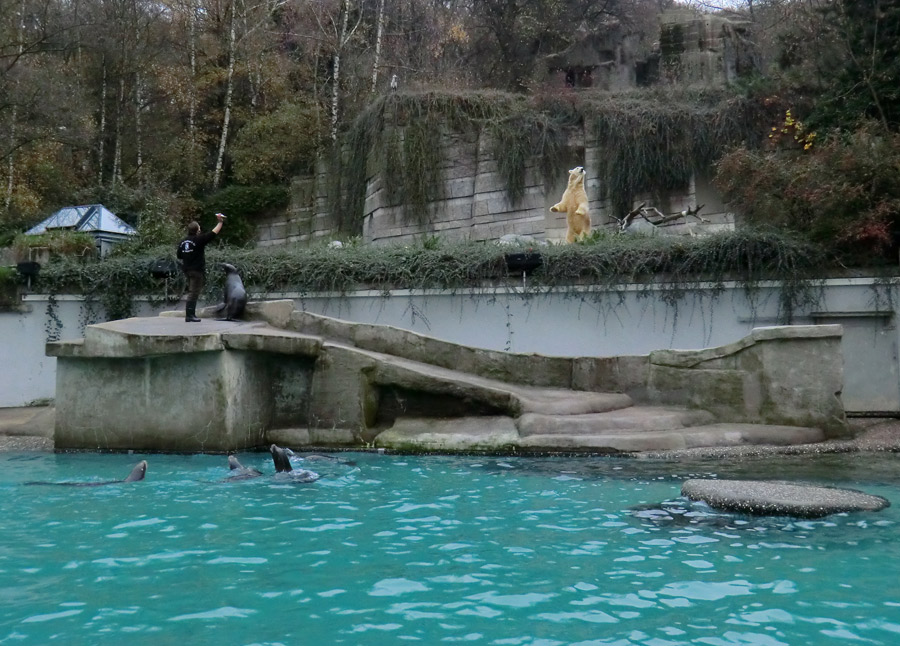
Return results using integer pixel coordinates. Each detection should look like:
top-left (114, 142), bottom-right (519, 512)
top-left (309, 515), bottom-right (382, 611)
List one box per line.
top-left (369, 352), bottom-right (634, 417)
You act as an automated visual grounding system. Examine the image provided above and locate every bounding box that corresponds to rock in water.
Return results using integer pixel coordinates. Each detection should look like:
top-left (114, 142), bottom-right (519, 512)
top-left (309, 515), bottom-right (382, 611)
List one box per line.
top-left (681, 479), bottom-right (890, 518)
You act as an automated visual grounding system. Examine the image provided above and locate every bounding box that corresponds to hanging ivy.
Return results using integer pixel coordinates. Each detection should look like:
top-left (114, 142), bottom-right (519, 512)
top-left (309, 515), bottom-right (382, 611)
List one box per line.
top-left (32, 228), bottom-right (837, 325)
top-left (338, 88), bottom-right (780, 230)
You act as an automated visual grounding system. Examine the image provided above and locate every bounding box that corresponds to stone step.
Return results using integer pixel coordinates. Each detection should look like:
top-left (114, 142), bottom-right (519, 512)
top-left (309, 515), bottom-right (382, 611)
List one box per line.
top-left (375, 418), bottom-right (826, 453)
top-left (519, 423), bottom-right (826, 452)
top-left (516, 406), bottom-right (716, 437)
top-left (681, 479), bottom-right (890, 518)
top-left (514, 388), bottom-right (634, 415)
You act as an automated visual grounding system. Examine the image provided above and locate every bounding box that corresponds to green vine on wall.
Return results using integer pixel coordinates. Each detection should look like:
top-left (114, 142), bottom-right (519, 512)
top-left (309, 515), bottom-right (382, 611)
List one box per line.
top-left (338, 88), bottom-right (783, 230)
top-left (44, 295), bottom-right (63, 342)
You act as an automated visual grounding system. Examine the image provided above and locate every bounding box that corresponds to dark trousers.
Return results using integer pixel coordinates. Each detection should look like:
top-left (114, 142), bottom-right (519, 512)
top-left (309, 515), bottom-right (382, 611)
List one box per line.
top-left (185, 270), bottom-right (204, 302)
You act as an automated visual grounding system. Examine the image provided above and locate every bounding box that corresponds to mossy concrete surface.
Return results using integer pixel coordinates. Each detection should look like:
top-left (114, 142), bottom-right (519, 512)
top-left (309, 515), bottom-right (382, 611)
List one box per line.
top-left (648, 325), bottom-right (846, 437)
top-left (45, 300), bottom-right (848, 452)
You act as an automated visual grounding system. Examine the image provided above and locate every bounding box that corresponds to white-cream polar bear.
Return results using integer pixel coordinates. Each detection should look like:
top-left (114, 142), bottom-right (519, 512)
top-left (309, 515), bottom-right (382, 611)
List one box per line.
top-left (550, 166), bottom-right (591, 243)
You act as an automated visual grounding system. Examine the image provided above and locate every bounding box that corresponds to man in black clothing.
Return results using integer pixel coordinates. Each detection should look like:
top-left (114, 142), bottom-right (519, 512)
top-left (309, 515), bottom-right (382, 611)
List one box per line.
top-left (177, 212), bottom-right (225, 322)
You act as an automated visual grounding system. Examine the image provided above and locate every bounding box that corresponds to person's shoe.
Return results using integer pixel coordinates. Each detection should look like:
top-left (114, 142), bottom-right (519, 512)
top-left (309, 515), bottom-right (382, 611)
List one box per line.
top-left (185, 302), bottom-right (201, 322)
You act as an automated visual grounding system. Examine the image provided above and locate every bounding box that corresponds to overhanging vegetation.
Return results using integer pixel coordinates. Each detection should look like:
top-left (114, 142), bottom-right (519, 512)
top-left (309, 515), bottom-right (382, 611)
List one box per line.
top-left (33, 229), bottom-right (832, 321)
top-left (337, 88), bottom-right (780, 227)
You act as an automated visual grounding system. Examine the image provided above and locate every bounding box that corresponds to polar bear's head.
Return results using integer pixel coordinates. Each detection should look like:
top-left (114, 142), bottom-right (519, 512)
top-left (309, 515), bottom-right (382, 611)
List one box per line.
top-left (567, 166), bottom-right (586, 188)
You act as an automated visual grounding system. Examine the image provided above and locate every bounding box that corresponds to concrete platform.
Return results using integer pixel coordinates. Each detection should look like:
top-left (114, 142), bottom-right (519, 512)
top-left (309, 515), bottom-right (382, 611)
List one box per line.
top-left (42, 301), bottom-right (849, 453)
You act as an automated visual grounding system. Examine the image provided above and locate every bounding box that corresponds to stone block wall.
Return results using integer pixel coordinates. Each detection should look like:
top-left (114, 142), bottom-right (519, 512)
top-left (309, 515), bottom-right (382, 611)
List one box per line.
top-left (254, 125), bottom-right (733, 247)
top-left (255, 176), bottom-right (334, 247)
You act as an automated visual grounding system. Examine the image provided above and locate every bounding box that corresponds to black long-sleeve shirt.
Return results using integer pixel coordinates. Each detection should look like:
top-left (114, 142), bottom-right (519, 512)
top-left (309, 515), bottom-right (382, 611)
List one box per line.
top-left (177, 231), bottom-right (217, 272)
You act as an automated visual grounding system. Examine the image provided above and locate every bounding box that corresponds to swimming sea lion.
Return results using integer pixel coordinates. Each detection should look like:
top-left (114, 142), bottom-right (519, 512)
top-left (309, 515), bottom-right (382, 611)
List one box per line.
top-left (222, 454), bottom-right (263, 481)
top-left (215, 263), bottom-right (247, 321)
top-left (269, 444), bottom-right (320, 483)
top-left (25, 460), bottom-right (147, 486)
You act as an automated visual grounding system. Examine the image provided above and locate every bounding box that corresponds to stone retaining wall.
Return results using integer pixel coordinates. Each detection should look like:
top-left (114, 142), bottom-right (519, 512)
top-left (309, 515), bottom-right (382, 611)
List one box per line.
top-left (254, 129), bottom-right (733, 247)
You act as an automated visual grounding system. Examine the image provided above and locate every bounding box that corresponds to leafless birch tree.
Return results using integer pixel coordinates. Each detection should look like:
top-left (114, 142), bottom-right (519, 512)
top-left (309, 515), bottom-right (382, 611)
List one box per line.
top-left (370, 0), bottom-right (386, 93)
top-left (212, 0), bottom-right (237, 188)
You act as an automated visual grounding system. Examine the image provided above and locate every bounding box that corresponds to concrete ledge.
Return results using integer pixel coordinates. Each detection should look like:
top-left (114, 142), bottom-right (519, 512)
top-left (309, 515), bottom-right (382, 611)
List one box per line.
top-left (49, 317), bottom-right (267, 358)
top-left (376, 417), bottom-right (521, 452)
top-left (751, 324), bottom-right (843, 341)
top-left (647, 324), bottom-right (846, 436)
top-left (650, 324), bottom-right (843, 368)
top-left (650, 336), bottom-right (756, 369)
top-left (682, 478), bottom-right (890, 518)
top-left (223, 329), bottom-right (323, 356)
top-left (47, 339), bottom-right (86, 357)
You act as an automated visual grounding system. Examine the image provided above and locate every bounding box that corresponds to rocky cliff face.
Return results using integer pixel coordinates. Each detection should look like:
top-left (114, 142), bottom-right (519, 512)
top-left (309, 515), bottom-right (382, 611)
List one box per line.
top-left (542, 8), bottom-right (759, 90)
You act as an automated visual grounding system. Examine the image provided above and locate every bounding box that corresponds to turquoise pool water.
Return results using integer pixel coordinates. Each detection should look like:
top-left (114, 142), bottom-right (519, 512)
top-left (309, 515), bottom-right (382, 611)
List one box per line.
top-left (1, 450), bottom-right (898, 645)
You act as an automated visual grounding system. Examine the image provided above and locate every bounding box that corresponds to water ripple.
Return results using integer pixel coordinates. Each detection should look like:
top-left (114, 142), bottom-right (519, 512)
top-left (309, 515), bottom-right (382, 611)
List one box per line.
top-left (169, 606), bottom-right (257, 621)
top-left (370, 578), bottom-right (430, 596)
top-left (21, 608), bottom-right (83, 623)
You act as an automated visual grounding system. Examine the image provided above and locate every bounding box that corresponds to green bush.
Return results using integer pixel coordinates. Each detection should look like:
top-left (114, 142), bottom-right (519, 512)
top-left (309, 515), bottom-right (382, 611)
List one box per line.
top-left (0, 266), bottom-right (18, 303)
top-left (230, 102), bottom-right (323, 184)
top-left (34, 230), bottom-right (827, 323)
top-left (12, 231), bottom-right (96, 261)
top-left (201, 185), bottom-right (292, 246)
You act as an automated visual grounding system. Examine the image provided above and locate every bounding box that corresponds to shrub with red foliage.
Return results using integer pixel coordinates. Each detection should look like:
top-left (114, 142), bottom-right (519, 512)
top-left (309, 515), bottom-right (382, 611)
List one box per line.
top-left (715, 123), bottom-right (900, 263)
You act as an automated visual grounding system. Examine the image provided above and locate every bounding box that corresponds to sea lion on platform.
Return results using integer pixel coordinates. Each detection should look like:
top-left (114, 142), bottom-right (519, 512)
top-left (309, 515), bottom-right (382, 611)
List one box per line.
top-left (269, 444), bottom-right (320, 483)
top-left (223, 454), bottom-right (263, 481)
top-left (215, 263), bottom-right (247, 321)
top-left (25, 460), bottom-right (147, 486)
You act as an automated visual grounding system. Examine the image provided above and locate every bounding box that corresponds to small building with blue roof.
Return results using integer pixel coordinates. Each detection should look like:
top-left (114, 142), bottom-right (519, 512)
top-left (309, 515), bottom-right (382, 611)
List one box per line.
top-left (25, 204), bottom-right (136, 256)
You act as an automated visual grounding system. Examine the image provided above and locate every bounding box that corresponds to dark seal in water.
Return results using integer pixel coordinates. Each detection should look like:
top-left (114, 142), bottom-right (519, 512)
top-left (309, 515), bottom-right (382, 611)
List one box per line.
top-left (25, 460), bottom-right (148, 486)
top-left (269, 444), bottom-right (320, 483)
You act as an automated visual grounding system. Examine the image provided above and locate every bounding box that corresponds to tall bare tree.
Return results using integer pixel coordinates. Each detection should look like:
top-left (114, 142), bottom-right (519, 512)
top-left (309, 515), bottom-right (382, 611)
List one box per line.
top-left (370, 0), bottom-right (386, 93)
top-left (4, 0), bottom-right (26, 210)
top-left (212, 0), bottom-right (237, 188)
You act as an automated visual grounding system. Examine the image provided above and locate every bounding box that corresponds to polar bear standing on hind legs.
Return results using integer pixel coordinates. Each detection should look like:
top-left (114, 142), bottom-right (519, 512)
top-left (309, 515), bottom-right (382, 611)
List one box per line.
top-left (550, 166), bottom-right (591, 243)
